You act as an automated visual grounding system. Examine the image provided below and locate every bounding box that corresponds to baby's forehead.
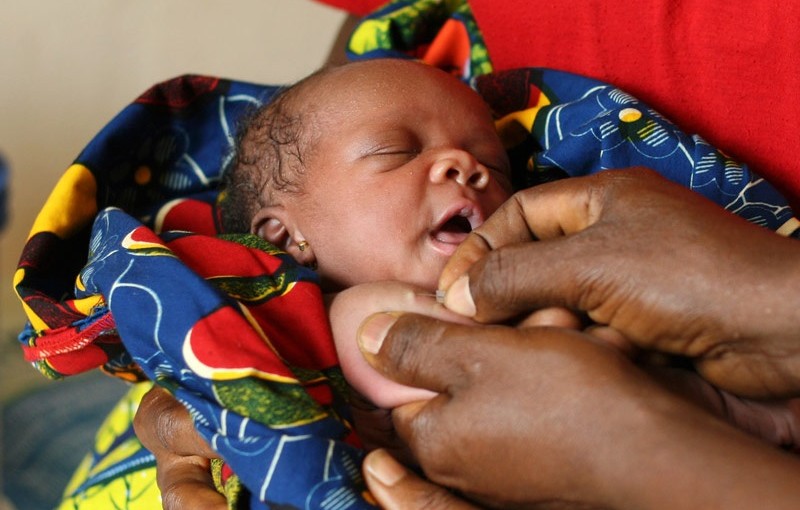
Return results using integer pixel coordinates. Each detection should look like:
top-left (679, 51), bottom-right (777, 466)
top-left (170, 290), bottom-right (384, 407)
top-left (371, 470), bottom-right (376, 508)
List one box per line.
top-left (308, 60), bottom-right (464, 104)
top-left (308, 61), bottom-right (485, 122)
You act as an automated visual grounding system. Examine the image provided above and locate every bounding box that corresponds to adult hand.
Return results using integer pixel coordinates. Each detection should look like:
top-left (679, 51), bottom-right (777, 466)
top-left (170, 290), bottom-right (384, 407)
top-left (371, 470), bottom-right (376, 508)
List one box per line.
top-left (363, 449), bottom-right (480, 509)
top-left (439, 168), bottom-right (800, 398)
top-left (330, 280), bottom-right (580, 459)
top-left (358, 313), bottom-right (800, 509)
top-left (133, 386), bottom-right (226, 510)
top-left (328, 281), bottom-right (472, 410)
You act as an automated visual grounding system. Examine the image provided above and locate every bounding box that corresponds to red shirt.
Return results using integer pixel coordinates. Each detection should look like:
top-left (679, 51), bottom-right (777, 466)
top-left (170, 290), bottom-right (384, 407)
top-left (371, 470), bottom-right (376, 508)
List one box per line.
top-left (316, 0), bottom-right (800, 203)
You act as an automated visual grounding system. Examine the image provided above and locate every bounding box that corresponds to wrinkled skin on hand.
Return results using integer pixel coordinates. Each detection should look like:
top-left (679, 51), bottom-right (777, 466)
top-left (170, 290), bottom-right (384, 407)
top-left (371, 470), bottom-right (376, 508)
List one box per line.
top-left (358, 313), bottom-right (800, 509)
top-left (439, 168), bottom-right (800, 398)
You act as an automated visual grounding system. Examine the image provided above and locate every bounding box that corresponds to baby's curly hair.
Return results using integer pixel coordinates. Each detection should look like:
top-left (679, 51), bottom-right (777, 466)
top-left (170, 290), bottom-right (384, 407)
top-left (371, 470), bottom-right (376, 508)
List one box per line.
top-left (219, 66), bottom-right (333, 233)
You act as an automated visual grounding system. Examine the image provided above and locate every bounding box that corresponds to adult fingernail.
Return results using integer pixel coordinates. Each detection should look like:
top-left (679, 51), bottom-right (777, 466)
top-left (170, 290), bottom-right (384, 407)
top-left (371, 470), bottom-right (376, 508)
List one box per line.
top-left (443, 275), bottom-right (476, 317)
top-left (365, 449), bottom-right (407, 486)
top-left (357, 313), bottom-right (399, 354)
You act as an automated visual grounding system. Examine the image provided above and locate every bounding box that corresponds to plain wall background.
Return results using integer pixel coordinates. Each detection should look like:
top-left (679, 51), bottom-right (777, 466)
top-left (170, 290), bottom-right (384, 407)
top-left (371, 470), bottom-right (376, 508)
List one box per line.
top-left (0, 0), bottom-right (347, 398)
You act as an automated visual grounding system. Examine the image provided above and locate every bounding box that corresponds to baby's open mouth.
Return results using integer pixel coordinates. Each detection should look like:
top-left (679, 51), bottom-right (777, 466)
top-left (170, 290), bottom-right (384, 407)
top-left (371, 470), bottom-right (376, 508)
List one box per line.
top-left (432, 212), bottom-right (474, 244)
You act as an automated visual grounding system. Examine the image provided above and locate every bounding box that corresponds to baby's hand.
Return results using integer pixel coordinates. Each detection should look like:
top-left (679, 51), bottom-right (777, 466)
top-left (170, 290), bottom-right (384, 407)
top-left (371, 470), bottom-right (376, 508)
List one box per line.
top-left (328, 281), bottom-right (474, 409)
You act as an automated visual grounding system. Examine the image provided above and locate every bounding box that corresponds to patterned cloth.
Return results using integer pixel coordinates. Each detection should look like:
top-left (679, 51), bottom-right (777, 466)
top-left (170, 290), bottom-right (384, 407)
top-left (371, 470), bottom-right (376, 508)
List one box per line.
top-left (16, 76), bottom-right (373, 509)
top-left (55, 381), bottom-right (160, 510)
top-left (13, 2), bottom-right (798, 509)
top-left (346, 0), bottom-right (492, 78)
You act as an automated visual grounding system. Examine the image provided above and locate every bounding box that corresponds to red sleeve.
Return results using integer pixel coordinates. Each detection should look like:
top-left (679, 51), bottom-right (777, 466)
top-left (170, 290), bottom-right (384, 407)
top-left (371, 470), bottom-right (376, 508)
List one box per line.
top-left (311, 0), bottom-right (384, 16)
top-left (469, 0), bottom-right (800, 205)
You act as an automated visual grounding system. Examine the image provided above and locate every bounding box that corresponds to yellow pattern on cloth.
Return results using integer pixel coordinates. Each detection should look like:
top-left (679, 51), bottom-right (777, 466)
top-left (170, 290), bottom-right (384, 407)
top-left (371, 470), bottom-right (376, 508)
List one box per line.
top-left (56, 382), bottom-right (161, 509)
top-left (347, 0), bottom-right (491, 78)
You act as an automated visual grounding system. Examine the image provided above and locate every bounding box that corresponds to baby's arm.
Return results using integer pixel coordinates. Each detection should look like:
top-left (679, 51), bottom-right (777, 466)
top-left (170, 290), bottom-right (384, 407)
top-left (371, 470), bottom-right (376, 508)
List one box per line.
top-left (328, 281), bottom-right (474, 409)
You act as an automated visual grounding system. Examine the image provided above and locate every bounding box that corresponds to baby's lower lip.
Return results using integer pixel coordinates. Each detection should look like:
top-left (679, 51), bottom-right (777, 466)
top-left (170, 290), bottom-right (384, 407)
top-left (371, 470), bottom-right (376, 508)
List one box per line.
top-left (429, 232), bottom-right (468, 256)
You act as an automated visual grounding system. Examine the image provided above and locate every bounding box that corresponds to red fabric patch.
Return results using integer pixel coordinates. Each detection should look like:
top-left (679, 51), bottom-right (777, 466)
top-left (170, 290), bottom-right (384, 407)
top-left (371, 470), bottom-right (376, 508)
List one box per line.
top-left (157, 199), bottom-right (218, 236)
top-left (22, 314), bottom-right (119, 375)
top-left (310, 0), bottom-right (385, 16)
top-left (186, 306), bottom-right (297, 379)
top-left (469, 0), bottom-right (800, 209)
top-left (136, 75), bottom-right (221, 109)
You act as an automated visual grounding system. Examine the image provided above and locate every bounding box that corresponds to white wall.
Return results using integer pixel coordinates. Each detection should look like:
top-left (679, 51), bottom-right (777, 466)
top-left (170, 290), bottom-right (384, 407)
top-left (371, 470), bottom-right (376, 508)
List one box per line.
top-left (0, 0), bottom-right (346, 394)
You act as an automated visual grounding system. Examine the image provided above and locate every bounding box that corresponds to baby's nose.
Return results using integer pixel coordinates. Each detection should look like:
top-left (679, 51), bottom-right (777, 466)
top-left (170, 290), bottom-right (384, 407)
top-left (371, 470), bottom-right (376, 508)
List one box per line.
top-left (429, 150), bottom-right (489, 190)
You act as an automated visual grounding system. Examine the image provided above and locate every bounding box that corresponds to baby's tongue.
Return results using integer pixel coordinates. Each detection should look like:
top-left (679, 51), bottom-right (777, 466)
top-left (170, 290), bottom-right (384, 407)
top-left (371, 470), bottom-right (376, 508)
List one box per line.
top-left (433, 216), bottom-right (471, 244)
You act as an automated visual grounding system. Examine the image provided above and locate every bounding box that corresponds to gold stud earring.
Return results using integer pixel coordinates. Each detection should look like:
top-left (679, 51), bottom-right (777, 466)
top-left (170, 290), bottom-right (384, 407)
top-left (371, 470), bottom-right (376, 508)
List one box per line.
top-left (298, 241), bottom-right (309, 252)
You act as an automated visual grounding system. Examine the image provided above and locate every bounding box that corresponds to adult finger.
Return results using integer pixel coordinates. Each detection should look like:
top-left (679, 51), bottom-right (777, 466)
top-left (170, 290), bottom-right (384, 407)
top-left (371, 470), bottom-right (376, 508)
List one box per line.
top-left (134, 387), bottom-right (226, 510)
top-left (437, 170), bottom-right (641, 323)
top-left (363, 449), bottom-right (480, 510)
top-left (436, 168), bottom-right (721, 325)
top-left (156, 455), bottom-right (227, 510)
top-left (441, 233), bottom-right (613, 323)
top-left (134, 386), bottom-right (218, 458)
top-left (357, 312), bottom-right (502, 393)
top-left (438, 169), bottom-right (617, 291)
top-left (331, 281), bottom-right (475, 409)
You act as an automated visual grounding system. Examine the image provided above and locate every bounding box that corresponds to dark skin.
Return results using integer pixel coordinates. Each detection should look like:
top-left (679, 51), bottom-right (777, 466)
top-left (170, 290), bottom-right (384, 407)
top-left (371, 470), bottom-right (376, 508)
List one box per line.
top-left (135, 168), bottom-right (800, 508)
top-left (359, 318), bottom-right (800, 509)
top-left (133, 387), bottom-right (227, 510)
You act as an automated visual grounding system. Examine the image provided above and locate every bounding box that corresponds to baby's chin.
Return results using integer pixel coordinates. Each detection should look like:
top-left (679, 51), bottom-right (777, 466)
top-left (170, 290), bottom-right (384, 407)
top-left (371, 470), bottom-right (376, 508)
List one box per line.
top-left (403, 277), bottom-right (441, 294)
top-left (319, 260), bottom-right (445, 294)
top-left (402, 262), bottom-right (448, 293)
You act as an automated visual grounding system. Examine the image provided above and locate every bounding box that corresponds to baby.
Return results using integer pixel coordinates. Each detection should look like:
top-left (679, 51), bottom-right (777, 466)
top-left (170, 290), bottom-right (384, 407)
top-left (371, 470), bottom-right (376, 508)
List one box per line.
top-left (219, 58), bottom-right (513, 408)
top-left (132, 58), bottom-right (800, 509)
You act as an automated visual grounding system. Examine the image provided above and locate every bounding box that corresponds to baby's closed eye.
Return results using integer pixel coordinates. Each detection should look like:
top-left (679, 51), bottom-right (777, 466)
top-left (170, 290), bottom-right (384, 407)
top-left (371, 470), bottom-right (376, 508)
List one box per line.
top-left (358, 144), bottom-right (421, 172)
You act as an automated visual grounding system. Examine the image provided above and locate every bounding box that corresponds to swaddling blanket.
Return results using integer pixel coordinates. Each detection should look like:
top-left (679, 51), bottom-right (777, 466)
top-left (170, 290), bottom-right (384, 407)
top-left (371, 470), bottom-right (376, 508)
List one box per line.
top-left (16, 76), bottom-right (372, 509)
top-left (14, 67), bottom-right (797, 509)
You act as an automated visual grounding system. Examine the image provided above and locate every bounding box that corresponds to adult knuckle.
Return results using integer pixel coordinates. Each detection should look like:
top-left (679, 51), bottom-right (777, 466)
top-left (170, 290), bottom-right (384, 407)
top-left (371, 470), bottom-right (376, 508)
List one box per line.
top-left (411, 416), bottom-right (461, 478)
top-left (569, 237), bottom-right (624, 313)
top-left (156, 471), bottom-right (195, 510)
top-left (412, 418), bottom-right (443, 457)
top-left (475, 250), bottom-right (524, 307)
top-left (133, 390), bottom-right (167, 449)
top-left (412, 485), bottom-right (461, 510)
top-left (159, 487), bottom-right (185, 510)
top-left (386, 315), bottom-right (436, 375)
top-left (154, 403), bottom-right (183, 451)
top-left (582, 175), bottom-right (613, 226)
top-left (132, 407), bottom-right (149, 440)
top-left (475, 251), bottom-right (509, 295)
top-left (159, 476), bottom-right (220, 510)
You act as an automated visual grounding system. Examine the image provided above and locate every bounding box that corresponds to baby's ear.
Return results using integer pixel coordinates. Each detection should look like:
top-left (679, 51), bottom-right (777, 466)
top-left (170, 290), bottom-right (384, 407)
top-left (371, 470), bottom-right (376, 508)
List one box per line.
top-left (251, 206), bottom-right (315, 267)
top-left (252, 206), bottom-right (291, 248)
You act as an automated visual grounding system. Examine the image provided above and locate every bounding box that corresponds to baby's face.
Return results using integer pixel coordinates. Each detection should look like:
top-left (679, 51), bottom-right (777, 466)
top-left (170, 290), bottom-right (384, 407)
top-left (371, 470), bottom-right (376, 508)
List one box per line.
top-left (287, 60), bottom-right (512, 290)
